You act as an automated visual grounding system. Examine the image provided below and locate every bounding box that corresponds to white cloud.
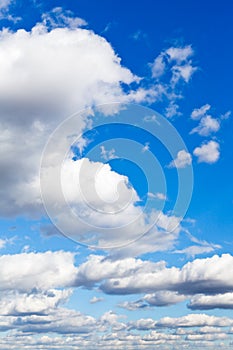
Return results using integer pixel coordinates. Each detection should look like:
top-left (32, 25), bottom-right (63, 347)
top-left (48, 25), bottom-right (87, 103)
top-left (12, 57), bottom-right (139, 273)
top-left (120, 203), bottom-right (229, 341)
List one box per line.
top-left (141, 142), bottom-right (150, 152)
top-left (174, 241), bottom-right (221, 258)
top-left (168, 149), bottom-right (192, 168)
top-left (191, 104), bottom-right (211, 120)
top-left (193, 140), bottom-right (220, 164)
top-left (148, 192), bottom-right (167, 201)
top-left (0, 238), bottom-right (6, 249)
top-left (188, 293), bottom-right (233, 310)
top-left (0, 251), bottom-right (77, 291)
top-left (166, 45), bottom-right (194, 63)
top-left (220, 110), bottom-right (231, 120)
top-left (151, 54), bottom-right (166, 78)
top-left (143, 291), bottom-right (186, 307)
top-left (191, 115), bottom-right (220, 136)
top-left (154, 313), bottom-right (233, 328)
top-left (165, 101), bottom-right (182, 118)
top-left (171, 63), bottom-right (197, 85)
top-left (74, 253), bottom-right (233, 298)
top-left (0, 19), bottom-right (154, 217)
top-left (89, 296), bottom-right (104, 304)
top-left (0, 289), bottom-right (72, 316)
top-left (100, 145), bottom-right (117, 161)
top-left (0, 0), bottom-right (11, 10)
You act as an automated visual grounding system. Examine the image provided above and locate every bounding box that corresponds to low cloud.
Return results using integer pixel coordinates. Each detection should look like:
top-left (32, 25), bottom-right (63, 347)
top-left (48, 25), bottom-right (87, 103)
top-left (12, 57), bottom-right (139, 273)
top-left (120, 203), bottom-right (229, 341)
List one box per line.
top-left (193, 140), bottom-right (220, 164)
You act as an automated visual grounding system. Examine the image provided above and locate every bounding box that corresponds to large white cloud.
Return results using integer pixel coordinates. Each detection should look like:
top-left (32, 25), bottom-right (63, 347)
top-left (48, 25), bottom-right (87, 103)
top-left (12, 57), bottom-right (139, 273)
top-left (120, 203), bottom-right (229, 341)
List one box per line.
top-left (75, 253), bottom-right (233, 298)
top-left (0, 18), bottom-right (151, 217)
top-left (0, 251), bottom-right (77, 291)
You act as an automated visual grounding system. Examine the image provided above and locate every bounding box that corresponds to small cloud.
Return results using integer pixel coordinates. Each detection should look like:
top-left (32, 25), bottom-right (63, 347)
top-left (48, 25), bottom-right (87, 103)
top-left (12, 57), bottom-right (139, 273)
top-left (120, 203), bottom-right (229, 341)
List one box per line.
top-left (148, 192), bottom-right (167, 201)
top-left (131, 30), bottom-right (147, 42)
top-left (174, 245), bottom-right (218, 258)
top-left (220, 110), bottom-right (231, 120)
top-left (151, 54), bottom-right (166, 78)
top-left (90, 296), bottom-right (104, 304)
top-left (168, 150), bottom-right (192, 169)
top-left (142, 142), bottom-right (150, 153)
top-left (42, 7), bottom-right (87, 29)
top-left (193, 140), bottom-right (220, 164)
top-left (0, 236), bottom-right (16, 250)
top-left (190, 115), bottom-right (220, 136)
top-left (21, 245), bottom-right (30, 253)
top-left (165, 102), bottom-right (181, 118)
top-left (143, 114), bottom-right (160, 124)
top-left (191, 104), bottom-right (211, 120)
top-left (166, 45), bottom-right (194, 63)
top-left (171, 63), bottom-right (197, 85)
top-left (0, 238), bottom-right (6, 249)
top-left (100, 146), bottom-right (117, 161)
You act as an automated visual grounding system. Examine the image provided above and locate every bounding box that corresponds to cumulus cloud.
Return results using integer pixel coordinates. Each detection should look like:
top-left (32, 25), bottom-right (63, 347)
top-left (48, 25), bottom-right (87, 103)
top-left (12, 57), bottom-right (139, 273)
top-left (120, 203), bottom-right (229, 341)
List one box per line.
top-left (188, 293), bottom-right (233, 310)
top-left (0, 251), bottom-right (77, 291)
top-left (168, 149), bottom-right (192, 168)
top-left (0, 18), bottom-right (155, 217)
top-left (74, 253), bottom-right (233, 298)
top-left (193, 140), bottom-right (220, 164)
top-left (0, 289), bottom-right (72, 316)
top-left (191, 115), bottom-right (220, 136)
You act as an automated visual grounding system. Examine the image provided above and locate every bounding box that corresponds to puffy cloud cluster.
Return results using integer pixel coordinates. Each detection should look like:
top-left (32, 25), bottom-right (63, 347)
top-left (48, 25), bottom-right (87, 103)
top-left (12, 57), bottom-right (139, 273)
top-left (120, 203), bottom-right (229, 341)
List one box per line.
top-left (193, 140), bottom-right (220, 164)
top-left (0, 17), bottom-right (155, 218)
top-left (0, 250), bottom-right (233, 347)
top-left (168, 149), bottom-right (192, 168)
top-left (151, 45), bottom-right (197, 118)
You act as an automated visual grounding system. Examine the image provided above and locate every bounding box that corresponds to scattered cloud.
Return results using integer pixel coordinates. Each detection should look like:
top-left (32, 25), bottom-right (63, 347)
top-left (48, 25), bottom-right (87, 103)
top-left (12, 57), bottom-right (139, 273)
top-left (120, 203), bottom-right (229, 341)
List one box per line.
top-left (165, 101), bottom-right (182, 118)
top-left (100, 145), bottom-right (117, 161)
top-left (191, 104), bottom-right (211, 120)
top-left (191, 115), bottom-right (220, 136)
top-left (168, 149), bottom-right (192, 168)
top-left (193, 140), bottom-right (220, 164)
top-left (148, 192), bottom-right (167, 201)
top-left (42, 7), bottom-right (87, 29)
top-left (90, 296), bottom-right (104, 304)
top-left (188, 292), bottom-right (233, 310)
top-left (141, 142), bottom-right (150, 152)
top-left (151, 54), bottom-right (166, 78)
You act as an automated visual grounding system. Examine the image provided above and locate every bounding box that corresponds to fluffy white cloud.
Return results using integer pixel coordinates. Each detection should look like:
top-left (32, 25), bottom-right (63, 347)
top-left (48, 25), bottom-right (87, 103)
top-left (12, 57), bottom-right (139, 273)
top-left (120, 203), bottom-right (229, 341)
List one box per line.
top-left (154, 313), bottom-right (233, 328)
top-left (191, 115), bottom-right (220, 136)
top-left (166, 45), bottom-right (193, 63)
top-left (0, 251), bottom-right (77, 291)
top-left (0, 18), bottom-right (153, 217)
top-left (191, 104), bottom-right (211, 120)
top-left (188, 293), bottom-right (233, 310)
top-left (42, 7), bottom-right (87, 29)
top-left (74, 253), bottom-right (233, 298)
top-left (193, 140), bottom-right (220, 164)
top-left (89, 296), bottom-right (104, 304)
top-left (168, 149), bottom-right (192, 168)
top-left (0, 289), bottom-right (72, 316)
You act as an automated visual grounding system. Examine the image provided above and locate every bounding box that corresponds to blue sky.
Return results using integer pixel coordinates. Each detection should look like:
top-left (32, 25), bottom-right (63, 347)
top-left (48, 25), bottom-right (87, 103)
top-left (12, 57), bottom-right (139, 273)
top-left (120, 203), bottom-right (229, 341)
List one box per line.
top-left (0, 0), bottom-right (233, 349)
